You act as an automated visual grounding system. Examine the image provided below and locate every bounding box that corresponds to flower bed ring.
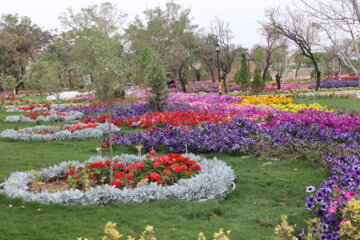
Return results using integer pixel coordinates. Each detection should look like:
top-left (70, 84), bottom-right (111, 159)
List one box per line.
top-left (0, 123), bottom-right (120, 141)
top-left (3, 153), bottom-right (235, 205)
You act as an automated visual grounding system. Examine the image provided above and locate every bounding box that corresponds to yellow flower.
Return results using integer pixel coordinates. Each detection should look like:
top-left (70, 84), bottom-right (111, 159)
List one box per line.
top-left (96, 148), bottom-right (102, 152)
top-left (144, 225), bottom-right (154, 233)
top-left (127, 236), bottom-right (136, 240)
top-left (30, 170), bottom-right (36, 174)
top-left (9, 181), bottom-right (16, 184)
top-left (198, 232), bottom-right (207, 240)
top-left (135, 145), bottom-right (143, 151)
top-left (138, 178), bottom-right (149, 185)
top-left (102, 221), bottom-right (122, 240)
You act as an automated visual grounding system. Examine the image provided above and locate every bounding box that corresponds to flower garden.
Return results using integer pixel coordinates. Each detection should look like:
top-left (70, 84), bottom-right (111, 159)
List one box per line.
top-left (0, 92), bottom-right (359, 240)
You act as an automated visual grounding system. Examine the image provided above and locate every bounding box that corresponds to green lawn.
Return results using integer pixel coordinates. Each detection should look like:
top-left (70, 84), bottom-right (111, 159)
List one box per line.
top-left (294, 96), bottom-right (360, 112)
top-left (0, 109), bottom-right (326, 240)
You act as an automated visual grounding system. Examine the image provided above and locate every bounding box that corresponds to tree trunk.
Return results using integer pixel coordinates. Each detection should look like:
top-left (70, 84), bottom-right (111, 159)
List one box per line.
top-left (312, 60), bottom-right (321, 91)
top-left (222, 75), bottom-right (228, 94)
top-left (276, 73), bottom-right (281, 90)
top-left (262, 61), bottom-right (270, 83)
top-left (15, 82), bottom-right (25, 95)
top-left (195, 70), bottom-right (201, 81)
top-left (178, 65), bottom-right (187, 93)
top-left (107, 104), bottom-right (114, 182)
top-left (295, 63), bottom-right (301, 78)
top-left (205, 62), bottom-right (215, 82)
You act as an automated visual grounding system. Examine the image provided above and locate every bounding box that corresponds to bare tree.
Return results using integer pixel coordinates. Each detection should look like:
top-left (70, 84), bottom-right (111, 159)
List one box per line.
top-left (263, 7), bottom-right (322, 91)
top-left (196, 32), bottom-right (217, 82)
top-left (260, 25), bottom-right (285, 82)
top-left (300, 0), bottom-right (360, 85)
top-left (210, 17), bottom-right (237, 93)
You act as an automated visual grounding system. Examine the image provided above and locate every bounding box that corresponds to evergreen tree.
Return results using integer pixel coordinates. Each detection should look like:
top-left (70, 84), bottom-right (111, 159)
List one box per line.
top-left (142, 48), bottom-right (168, 112)
top-left (251, 67), bottom-right (264, 94)
top-left (236, 52), bottom-right (250, 89)
top-left (264, 70), bottom-right (272, 82)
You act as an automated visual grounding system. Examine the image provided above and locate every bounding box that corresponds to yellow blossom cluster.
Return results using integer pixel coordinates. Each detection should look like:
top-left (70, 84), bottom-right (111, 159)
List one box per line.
top-left (234, 96), bottom-right (293, 106)
top-left (339, 199), bottom-right (360, 240)
top-left (77, 222), bottom-right (232, 240)
top-left (268, 103), bottom-right (331, 113)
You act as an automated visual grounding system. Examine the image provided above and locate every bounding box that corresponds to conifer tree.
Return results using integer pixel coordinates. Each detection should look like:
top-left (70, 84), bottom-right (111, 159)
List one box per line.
top-left (251, 67), bottom-right (264, 94)
top-left (236, 52), bottom-right (250, 89)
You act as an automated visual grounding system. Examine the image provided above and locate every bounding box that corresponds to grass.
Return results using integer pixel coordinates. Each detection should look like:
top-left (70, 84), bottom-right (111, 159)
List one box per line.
top-left (293, 96), bottom-right (360, 112)
top-left (0, 109), bottom-right (326, 240)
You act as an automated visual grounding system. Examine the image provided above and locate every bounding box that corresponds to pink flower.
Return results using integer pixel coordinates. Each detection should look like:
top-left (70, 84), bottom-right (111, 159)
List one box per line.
top-left (328, 205), bottom-right (337, 214)
top-left (344, 191), bottom-right (355, 201)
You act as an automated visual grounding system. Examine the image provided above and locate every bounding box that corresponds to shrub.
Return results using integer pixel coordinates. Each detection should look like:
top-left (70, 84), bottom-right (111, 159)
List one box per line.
top-left (251, 67), bottom-right (264, 94)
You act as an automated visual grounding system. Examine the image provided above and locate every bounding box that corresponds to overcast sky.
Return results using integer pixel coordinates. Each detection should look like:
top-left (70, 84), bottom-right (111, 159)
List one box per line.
top-left (1, 0), bottom-right (294, 48)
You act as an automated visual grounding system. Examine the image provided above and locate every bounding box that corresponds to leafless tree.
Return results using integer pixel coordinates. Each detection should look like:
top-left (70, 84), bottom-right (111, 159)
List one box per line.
top-left (210, 17), bottom-right (237, 93)
top-left (263, 7), bottom-right (322, 91)
top-left (260, 25), bottom-right (285, 82)
top-left (196, 31), bottom-right (217, 82)
top-left (299, 0), bottom-right (360, 85)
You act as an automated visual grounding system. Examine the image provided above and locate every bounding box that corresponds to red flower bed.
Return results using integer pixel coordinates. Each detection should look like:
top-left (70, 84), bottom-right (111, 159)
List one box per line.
top-left (0, 98), bottom-right (24, 102)
top-left (83, 110), bottom-right (234, 128)
top-left (65, 123), bottom-right (99, 132)
top-left (18, 104), bottom-right (51, 111)
top-left (24, 111), bottom-right (69, 120)
top-left (65, 151), bottom-right (201, 190)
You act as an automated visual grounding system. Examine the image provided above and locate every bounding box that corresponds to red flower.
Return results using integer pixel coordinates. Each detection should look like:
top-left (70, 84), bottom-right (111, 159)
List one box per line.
top-left (133, 163), bottom-right (145, 170)
top-left (148, 172), bottom-right (161, 181)
top-left (156, 179), bottom-right (163, 184)
top-left (186, 171), bottom-right (193, 176)
top-left (150, 150), bottom-right (157, 155)
top-left (109, 180), bottom-right (122, 188)
top-left (75, 176), bottom-right (80, 180)
top-left (187, 160), bottom-right (196, 165)
top-left (66, 169), bottom-right (76, 176)
top-left (114, 172), bottom-right (125, 179)
top-left (153, 162), bottom-right (161, 168)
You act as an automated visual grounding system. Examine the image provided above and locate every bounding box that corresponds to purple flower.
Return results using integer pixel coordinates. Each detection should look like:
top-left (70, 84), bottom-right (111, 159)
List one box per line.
top-left (306, 186), bottom-right (315, 193)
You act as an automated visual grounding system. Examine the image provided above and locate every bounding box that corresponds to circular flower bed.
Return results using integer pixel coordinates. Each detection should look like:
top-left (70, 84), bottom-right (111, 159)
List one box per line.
top-left (2, 153), bottom-right (235, 205)
top-left (4, 111), bottom-right (83, 122)
top-left (6, 104), bottom-right (65, 112)
top-left (0, 123), bottom-right (120, 141)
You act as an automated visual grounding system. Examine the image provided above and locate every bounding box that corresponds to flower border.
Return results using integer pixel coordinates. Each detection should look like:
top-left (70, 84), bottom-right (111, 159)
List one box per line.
top-left (0, 123), bottom-right (120, 141)
top-left (2, 154), bottom-right (235, 205)
top-left (4, 111), bottom-right (84, 122)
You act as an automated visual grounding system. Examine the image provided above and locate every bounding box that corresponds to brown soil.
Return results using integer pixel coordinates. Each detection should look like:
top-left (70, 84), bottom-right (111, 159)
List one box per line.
top-left (28, 178), bottom-right (98, 193)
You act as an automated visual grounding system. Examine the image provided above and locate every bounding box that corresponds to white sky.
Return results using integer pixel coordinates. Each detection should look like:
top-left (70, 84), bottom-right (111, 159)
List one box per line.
top-left (1, 0), bottom-right (293, 48)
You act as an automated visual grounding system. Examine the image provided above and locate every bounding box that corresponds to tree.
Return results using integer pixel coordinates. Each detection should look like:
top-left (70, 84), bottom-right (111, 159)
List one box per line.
top-left (90, 30), bottom-right (126, 182)
top-left (125, 1), bottom-right (198, 92)
top-left (210, 17), bottom-right (238, 93)
top-left (196, 32), bottom-right (217, 82)
top-left (235, 52), bottom-right (250, 89)
top-left (251, 67), bottom-right (264, 94)
top-left (292, 49), bottom-right (308, 77)
top-left (300, 0), bottom-right (360, 86)
top-left (23, 58), bottom-right (63, 95)
top-left (0, 14), bottom-right (52, 92)
top-left (60, 4), bottom-right (127, 181)
top-left (263, 7), bottom-right (322, 91)
top-left (260, 25), bottom-right (284, 82)
top-left (59, 2), bottom-right (126, 37)
top-left (272, 45), bottom-right (288, 89)
top-left (142, 48), bottom-right (168, 112)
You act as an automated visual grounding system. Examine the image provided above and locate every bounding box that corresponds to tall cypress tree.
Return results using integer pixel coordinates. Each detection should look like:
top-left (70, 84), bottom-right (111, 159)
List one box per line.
top-left (251, 67), bottom-right (264, 94)
top-left (235, 52), bottom-right (250, 89)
